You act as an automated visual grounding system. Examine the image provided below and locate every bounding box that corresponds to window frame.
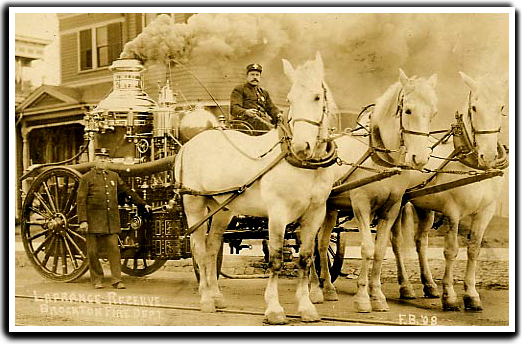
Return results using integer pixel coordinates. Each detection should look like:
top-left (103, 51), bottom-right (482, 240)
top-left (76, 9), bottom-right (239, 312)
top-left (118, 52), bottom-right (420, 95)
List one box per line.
top-left (77, 21), bottom-right (122, 73)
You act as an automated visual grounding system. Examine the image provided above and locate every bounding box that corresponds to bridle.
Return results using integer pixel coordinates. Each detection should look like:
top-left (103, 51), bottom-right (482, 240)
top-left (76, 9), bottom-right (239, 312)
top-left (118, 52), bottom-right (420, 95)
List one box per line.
top-left (466, 91), bottom-right (502, 148)
top-left (279, 82), bottom-right (337, 169)
top-left (367, 84), bottom-right (435, 169)
top-left (395, 89), bottom-right (431, 148)
top-left (288, 82), bottom-right (328, 133)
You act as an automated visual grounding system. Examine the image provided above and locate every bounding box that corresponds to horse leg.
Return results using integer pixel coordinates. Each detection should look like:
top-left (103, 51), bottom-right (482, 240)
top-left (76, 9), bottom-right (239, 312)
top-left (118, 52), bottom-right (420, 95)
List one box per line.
top-left (263, 214), bottom-right (288, 325)
top-left (296, 206), bottom-right (325, 322)
top-left (353, 206), bottom-right (373, 313)
top-left (415, 208), bottom-right (440, 298)
top-left (310, 208), bottom-right (339, 303)
top-left (442, 216), bottom-right (461, 311)
top-left (370, 202), bottom-right (402, 311)
top-left (391, 204), bottom-right (416, 299)
top-left (464, 204), bottom-right (495, 312)
top-left (185, 197), bottom-right (215, 312)
top-left (206, 210), bottom-right (231, 309)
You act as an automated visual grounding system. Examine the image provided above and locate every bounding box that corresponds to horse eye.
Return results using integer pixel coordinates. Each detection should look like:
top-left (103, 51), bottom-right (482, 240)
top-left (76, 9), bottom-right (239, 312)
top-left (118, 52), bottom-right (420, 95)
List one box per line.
top-left (472, 106), bottom-right (477, 112)
top-left (405, 109), bottom-right (412, 115)
top-left (314, 95), bottom-right (321, 101)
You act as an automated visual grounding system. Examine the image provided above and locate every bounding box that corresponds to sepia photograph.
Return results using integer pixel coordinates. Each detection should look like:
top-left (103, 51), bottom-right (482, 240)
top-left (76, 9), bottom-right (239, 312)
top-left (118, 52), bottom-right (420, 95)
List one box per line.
top-left (10, 5), bottom-right (514, 331)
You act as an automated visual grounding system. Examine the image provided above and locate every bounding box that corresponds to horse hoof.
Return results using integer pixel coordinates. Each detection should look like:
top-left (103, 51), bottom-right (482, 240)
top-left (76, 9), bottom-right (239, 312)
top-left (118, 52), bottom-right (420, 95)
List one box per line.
top-left (463, 295), bottom-right (483, 312)
top-left (399, 286), bottom-right (417, 300)
top-left (442, 297), bottom-right (461, 311)
top-left (371, 300), bottom-right (389, 312)
top-left (214, 297), bottom-right (226, 309)
top-left (323, 289), bottom-right (339, 302)
top-left (354, 299), bottom-right (372, 313)
top-left (200, 300), bottom-right (216, 313)
top-left (423, 285), bottom-right (440, 298)
top-left (309, 289), bottom-right (324, 304)
top-left (264, 311), bottom-right (288, 325)
top-left (301, 311), bottom-right (321, 323)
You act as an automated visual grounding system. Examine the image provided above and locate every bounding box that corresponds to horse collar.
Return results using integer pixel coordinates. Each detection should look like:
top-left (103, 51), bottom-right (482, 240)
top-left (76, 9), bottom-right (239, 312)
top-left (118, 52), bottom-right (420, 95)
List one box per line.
top-left (452, 112), bottom-right (508, 170)
top-left (277, 118), bottom-right (337, 169)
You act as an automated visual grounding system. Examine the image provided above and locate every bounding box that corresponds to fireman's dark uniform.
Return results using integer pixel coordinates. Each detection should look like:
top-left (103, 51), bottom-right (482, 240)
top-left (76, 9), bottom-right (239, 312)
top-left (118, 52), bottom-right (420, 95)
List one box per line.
top-left (77, 165), bottom-right (146, 288)
top-left (230, 64), bottom-right (281, 135)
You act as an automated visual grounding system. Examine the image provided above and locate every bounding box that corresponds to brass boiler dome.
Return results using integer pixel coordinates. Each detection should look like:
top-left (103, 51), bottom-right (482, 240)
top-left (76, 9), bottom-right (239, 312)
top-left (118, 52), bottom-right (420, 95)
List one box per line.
top-left (93, 58), bottom-right (157, 113)
top-left (88, 58), bottom-right (157, 161)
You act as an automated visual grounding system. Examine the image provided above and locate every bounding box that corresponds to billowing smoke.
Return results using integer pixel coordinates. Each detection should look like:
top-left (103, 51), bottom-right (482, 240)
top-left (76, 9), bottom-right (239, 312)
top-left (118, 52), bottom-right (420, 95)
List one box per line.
top-left (121, 13), bottom-right (509, 135)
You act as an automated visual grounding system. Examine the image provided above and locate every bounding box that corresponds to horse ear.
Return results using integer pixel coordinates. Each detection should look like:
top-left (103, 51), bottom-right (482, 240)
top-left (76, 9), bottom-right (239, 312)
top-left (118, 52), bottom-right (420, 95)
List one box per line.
top-left (399, 68), bottom-right (409, 86)
top-left (428, 74), bottom-right (438, 89)
top-left (282, 58), bottom-right (296, 82)
top-left (459, 71), bottom-right (476, 90)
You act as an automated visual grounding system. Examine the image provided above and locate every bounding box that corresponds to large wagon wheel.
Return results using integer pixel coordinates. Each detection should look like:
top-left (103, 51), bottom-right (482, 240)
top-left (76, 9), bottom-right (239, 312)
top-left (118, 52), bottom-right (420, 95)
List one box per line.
top-left (314, 231), bottom-right (346, 283)
top-left (121, 256), bottom-right (168, 277)
top-left (20, 167), bottom-right (89, 282)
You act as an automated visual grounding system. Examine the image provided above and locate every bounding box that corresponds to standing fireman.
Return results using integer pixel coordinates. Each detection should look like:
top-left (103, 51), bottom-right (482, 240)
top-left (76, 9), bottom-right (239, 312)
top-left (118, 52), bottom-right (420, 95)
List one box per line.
top-left (230, 63), bottom-right (281, 135)
top-left (77, 148), bottom-right (150, 289)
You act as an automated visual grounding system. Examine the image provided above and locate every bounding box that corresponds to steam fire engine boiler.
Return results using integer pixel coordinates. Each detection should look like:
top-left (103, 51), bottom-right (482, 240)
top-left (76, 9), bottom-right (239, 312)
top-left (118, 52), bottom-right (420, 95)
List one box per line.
top-left (20, 58), bottom-right (219, 280)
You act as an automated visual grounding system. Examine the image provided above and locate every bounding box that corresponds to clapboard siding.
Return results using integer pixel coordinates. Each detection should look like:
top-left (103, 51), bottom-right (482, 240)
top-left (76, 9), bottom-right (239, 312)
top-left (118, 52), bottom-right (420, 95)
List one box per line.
top-left (59, 13), bottom-right (124, 31)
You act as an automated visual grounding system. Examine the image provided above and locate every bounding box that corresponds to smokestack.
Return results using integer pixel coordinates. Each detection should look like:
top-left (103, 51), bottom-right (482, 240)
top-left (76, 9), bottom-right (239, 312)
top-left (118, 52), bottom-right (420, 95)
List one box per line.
top-left (92, 58), bottom-right (157, 114)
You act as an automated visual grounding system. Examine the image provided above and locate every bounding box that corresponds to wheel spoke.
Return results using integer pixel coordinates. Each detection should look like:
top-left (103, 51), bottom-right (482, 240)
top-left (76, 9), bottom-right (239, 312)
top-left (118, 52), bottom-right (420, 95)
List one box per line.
top-left (53, 175), bottom-right (60, 211)
top-left (62, 183), bottom-right (79, 215)
top-left (41, 235), bottom-right (57, 267)
top-left (42, 181), bottom-right (58, 213)
top-left (27, 228), bottom-right (51, 241)
top-left (60, 236), bottom-right (68, 275)
top-left (33, 233), bottom-right (54, 255)
top-left (142, 258), bottom-right (148, 268)
top-left (66, 227), bottom-right (85, 241)
top-left (64, 232), bottom-right (86, 260)
top-left (133, 258), bottom-right (138, 270)
top-left (28, 206), bottom-right (51, 219)
top-left (51, 241), bottom-right (60, 274)
top-left (62, 235), bottom-right (79, 270)
top-left (33, 192), bottom-right (55, 217)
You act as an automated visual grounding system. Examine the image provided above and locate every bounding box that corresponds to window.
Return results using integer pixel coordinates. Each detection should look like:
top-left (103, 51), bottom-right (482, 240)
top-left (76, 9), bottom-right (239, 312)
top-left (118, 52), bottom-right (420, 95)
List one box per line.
top-left (79, 23), bottom-right (122, 71)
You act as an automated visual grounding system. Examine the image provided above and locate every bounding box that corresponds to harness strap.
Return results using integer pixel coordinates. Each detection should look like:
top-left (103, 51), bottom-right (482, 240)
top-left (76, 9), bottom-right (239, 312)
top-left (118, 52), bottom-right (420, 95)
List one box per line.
top-left (184, 151), bottom-right (287, 236)
top-left (333, 149), bottom-right (373, 187)
top-left (278, 118), bottom-right (338, 169)
top-left (408, 147), bottom-right (463, 191)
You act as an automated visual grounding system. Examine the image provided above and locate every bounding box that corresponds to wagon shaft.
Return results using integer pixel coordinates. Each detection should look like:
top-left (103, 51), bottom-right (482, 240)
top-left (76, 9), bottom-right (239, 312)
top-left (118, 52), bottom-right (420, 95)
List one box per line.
top-left (403, 170), bottom-right (504, 203)
top-left (329, 168), bottom-right (402, 197)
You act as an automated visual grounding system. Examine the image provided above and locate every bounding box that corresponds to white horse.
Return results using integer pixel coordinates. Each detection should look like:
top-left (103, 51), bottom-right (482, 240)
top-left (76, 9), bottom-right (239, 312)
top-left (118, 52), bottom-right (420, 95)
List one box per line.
top-left (174, 52), bottom-right (335, 324)
top-left (311, 70), bottom-right (438, 313)
top-left (392, 72), bottom-right (508, 311)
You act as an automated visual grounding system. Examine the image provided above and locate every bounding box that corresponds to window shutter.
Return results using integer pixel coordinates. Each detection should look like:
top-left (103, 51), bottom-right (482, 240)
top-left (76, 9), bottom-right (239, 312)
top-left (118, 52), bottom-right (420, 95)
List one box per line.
top-left (79, 29), bottom-right (92, 70)
top-left (108, 22), bottom-right (123, 63)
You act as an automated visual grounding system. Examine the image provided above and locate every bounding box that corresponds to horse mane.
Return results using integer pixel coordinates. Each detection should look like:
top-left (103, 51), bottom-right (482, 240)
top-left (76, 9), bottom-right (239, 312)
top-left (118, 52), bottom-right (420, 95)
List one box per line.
top-left (372, 76), bottom-right (438, 125)
top-left (371, 82), bottom-right (402, 125)
top-left (292, 58), bottom-right (340, 129)
top-left (323, 83), bottom-right (341, 129)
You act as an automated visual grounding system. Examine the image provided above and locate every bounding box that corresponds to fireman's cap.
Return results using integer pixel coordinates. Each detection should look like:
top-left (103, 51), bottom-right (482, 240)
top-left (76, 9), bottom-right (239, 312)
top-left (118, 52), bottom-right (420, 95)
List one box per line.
top-left (246, 63), bottom-right (262, 74)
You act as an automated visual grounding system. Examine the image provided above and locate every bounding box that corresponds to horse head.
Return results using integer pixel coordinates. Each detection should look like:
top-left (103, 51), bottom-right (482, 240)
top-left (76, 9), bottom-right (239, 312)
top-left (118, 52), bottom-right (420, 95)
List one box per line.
top-left (282, 52), bottom-right (332, 160)
top-left (459, 71), bottom-right (507, 168)
top-left (372, 69), bottom-right (438, 169)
